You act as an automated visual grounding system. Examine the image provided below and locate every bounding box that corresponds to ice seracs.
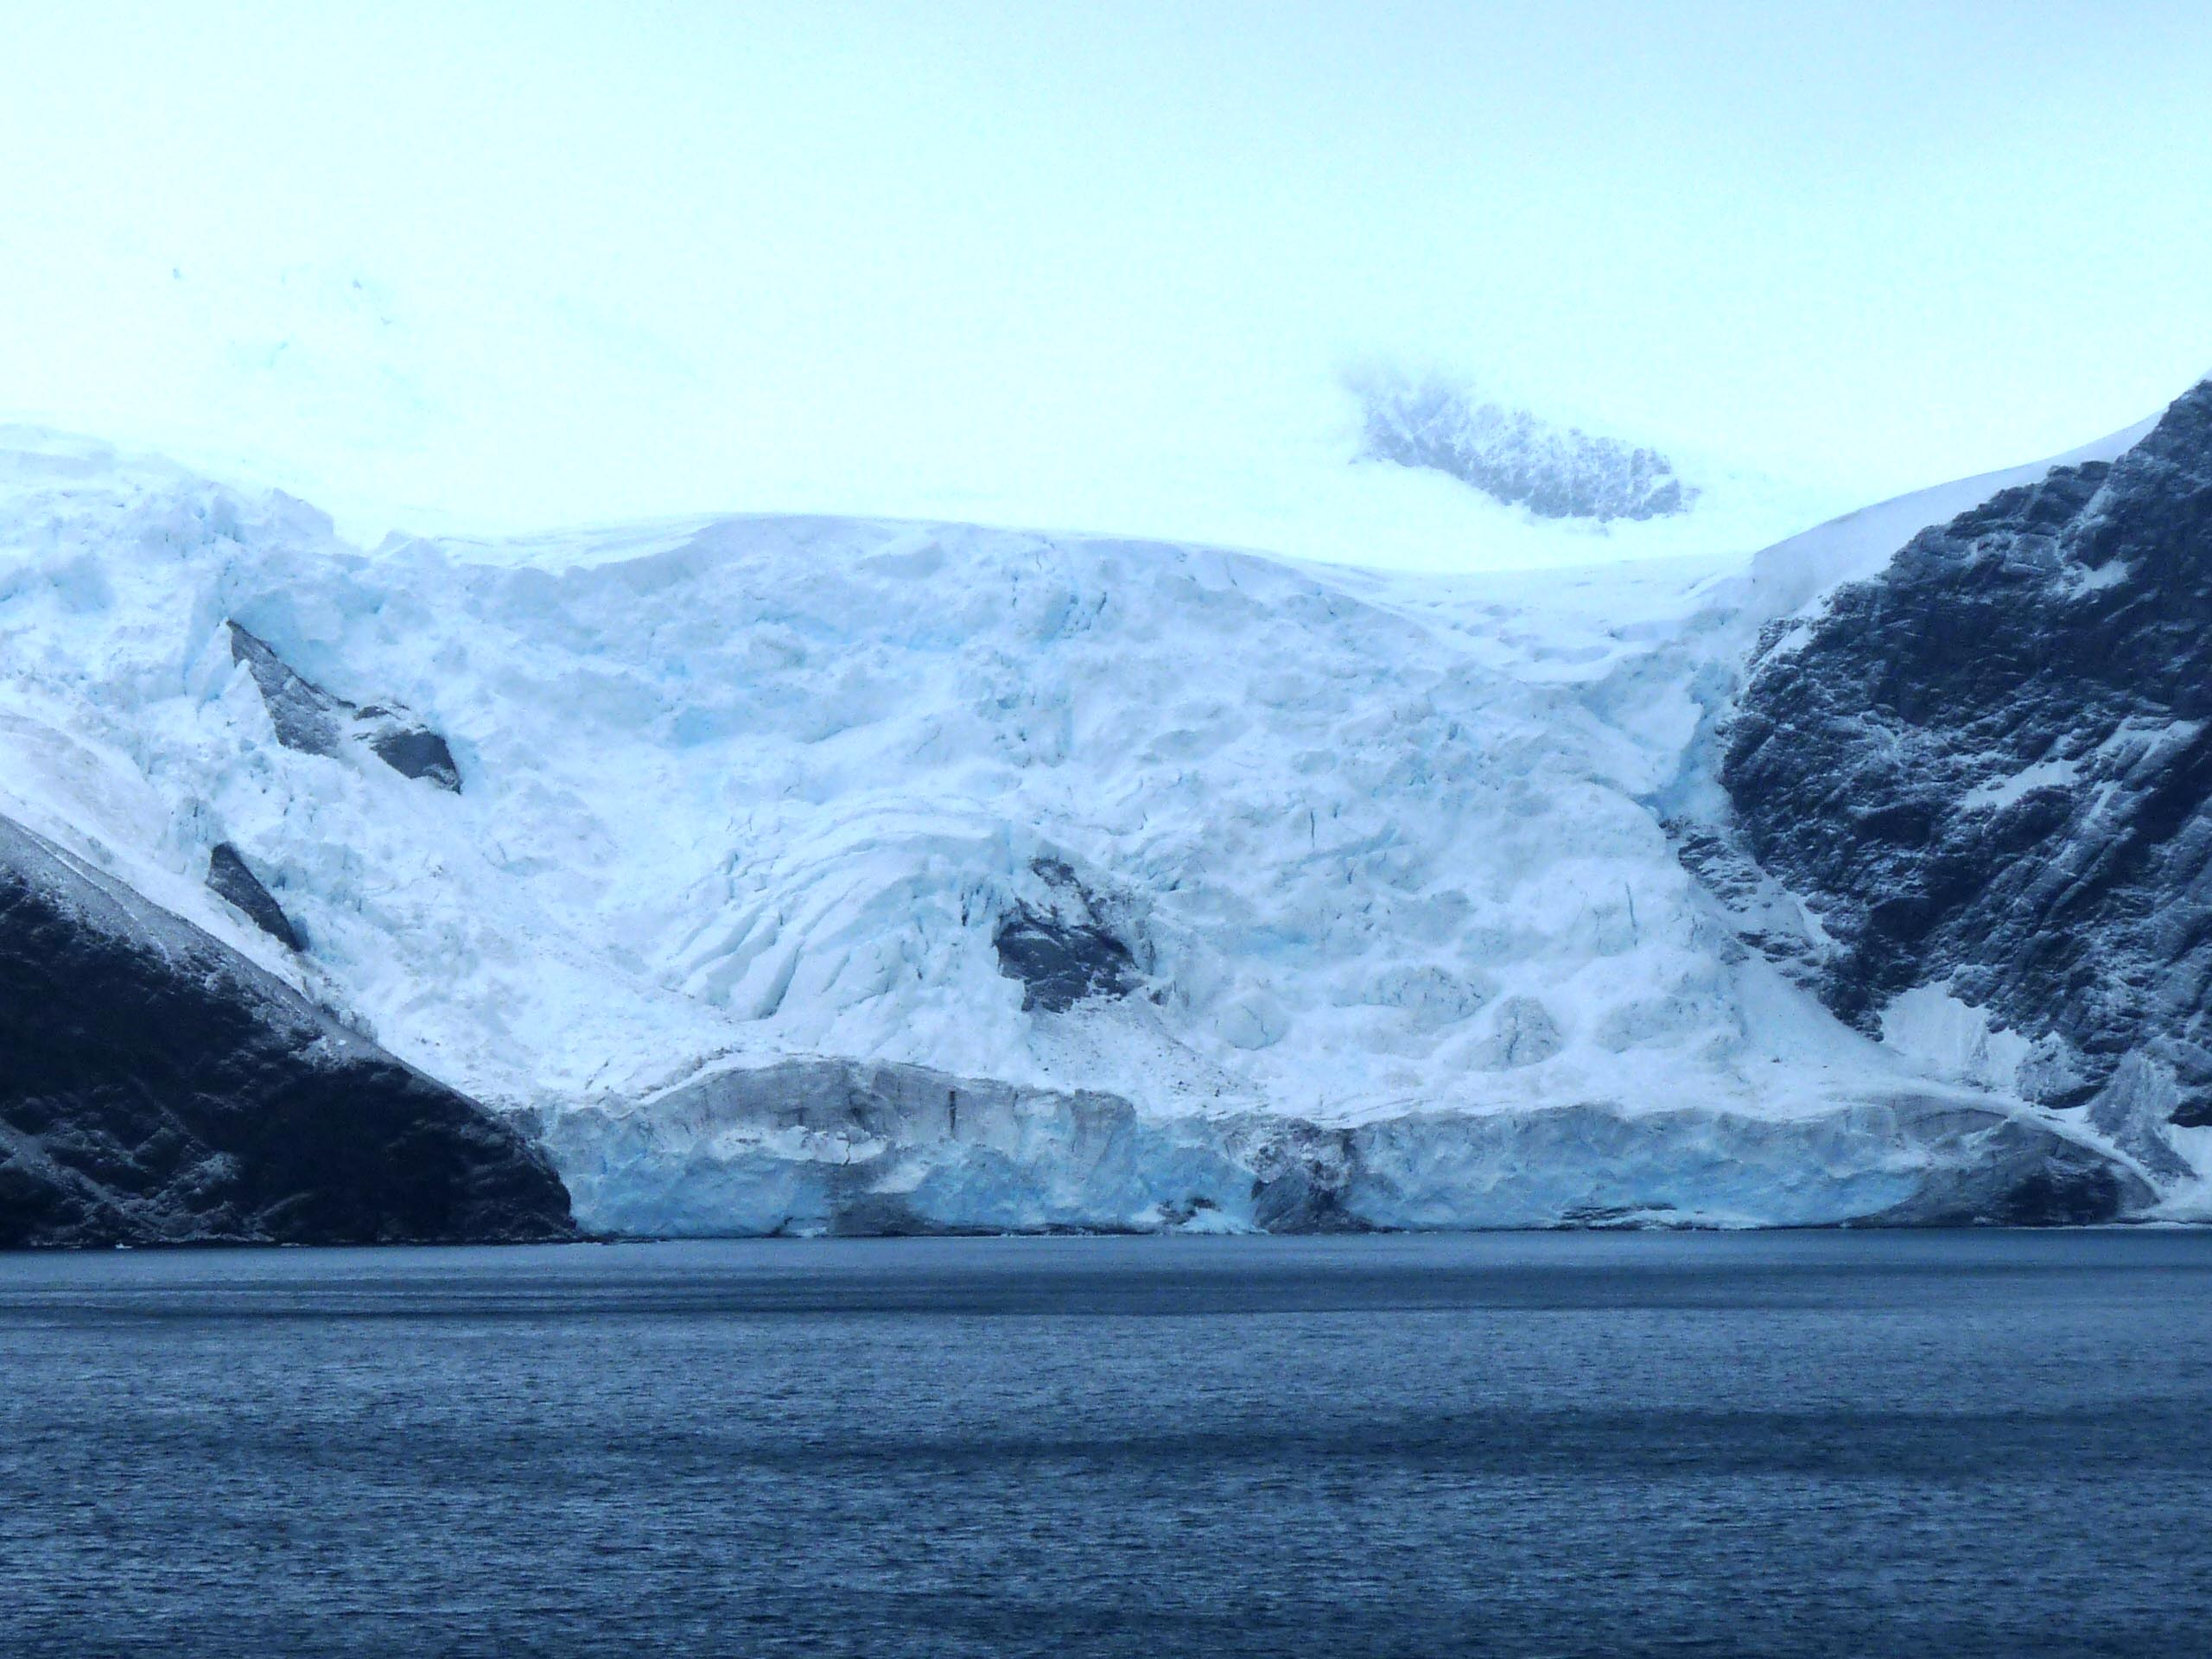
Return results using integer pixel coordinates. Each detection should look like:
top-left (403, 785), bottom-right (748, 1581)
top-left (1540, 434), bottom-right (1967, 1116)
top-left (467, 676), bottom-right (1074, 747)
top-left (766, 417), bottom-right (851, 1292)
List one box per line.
top-left (0, 394), bottom-right (2201, 1235)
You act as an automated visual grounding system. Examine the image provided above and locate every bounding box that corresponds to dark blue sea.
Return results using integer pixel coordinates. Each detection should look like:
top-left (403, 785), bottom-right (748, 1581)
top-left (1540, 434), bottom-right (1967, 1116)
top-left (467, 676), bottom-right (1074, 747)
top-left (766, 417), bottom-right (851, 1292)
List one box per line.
top-left (3, 1231), bottom-right (2209, 1658)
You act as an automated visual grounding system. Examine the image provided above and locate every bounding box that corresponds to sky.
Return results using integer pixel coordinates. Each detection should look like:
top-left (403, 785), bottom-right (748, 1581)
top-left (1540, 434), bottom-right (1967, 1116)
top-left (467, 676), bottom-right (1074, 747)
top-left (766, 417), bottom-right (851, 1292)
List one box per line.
top-left (3, 1), bottom-right (2209, 568)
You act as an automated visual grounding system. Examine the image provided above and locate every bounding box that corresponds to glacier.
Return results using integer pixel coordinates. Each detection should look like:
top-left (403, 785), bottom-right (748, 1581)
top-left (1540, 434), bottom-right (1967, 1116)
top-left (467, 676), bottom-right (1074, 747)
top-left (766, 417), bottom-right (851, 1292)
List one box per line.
top-left (0, 412), bottom-right (2188, 1235)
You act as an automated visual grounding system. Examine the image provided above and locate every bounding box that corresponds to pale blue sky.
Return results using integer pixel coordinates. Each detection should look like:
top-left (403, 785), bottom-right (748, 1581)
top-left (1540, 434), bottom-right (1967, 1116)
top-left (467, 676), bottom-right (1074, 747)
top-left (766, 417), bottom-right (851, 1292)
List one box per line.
top-left (3, 2), bottom-right (2209, 563)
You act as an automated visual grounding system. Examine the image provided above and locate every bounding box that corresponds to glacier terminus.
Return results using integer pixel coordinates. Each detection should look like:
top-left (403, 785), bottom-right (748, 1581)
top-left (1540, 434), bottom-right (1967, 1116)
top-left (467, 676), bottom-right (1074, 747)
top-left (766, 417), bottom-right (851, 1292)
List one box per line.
top-left (3, 385), bottom-right (2210, 1242)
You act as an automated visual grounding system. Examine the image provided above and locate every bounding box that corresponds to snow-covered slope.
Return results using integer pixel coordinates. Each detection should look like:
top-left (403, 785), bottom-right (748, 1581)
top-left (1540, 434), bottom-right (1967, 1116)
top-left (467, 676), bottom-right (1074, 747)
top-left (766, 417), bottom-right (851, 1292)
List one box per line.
top-left (0, 419), bottom-right (2177, 1232)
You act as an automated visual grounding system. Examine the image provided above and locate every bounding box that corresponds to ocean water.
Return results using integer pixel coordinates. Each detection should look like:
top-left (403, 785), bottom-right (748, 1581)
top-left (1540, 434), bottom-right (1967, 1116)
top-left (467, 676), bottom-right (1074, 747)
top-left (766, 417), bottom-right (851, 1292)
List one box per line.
top-left (3, 1231), bottom-right (2209, 1658)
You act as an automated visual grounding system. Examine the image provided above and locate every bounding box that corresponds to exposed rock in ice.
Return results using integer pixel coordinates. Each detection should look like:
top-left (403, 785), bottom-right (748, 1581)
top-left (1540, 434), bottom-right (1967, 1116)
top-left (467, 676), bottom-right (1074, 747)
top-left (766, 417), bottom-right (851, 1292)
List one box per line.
top-left (228, 620), bottom-right (462, 791)
top-left (205, 841), bottom-right (302, 950)
top-left (991, 858), bottom-right (1141, 1013)
top-left (365, 724), bottom-right (461, 791)
top-left (228, 620), bottom-right (346, 755)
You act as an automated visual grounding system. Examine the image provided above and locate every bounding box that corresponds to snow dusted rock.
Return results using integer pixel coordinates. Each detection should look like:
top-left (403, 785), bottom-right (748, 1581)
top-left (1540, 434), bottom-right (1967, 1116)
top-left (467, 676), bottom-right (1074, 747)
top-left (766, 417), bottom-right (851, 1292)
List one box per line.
top-left (1354, 372), bottom-right (1695, 522)
top-left (228, 620), bottom-right (461, 791)
top-left (991, 857), bottom-right (1142, 1013)
top-left (1725, 380), bottom-right (2212, 1176)
top-left (0, 816), bottom-right (573, 1246)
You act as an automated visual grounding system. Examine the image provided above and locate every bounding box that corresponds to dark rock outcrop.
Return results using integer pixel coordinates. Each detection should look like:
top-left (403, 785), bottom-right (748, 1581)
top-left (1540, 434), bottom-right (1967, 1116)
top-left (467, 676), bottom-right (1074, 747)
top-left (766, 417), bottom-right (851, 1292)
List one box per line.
top-left (0, 817), bottom-right (574, 1247)
top-left (1853, 1114), bottom-right (2145, 1226)
top-left (227, 620), bottom-right (345, 755)
top-left (366, 726), bottom-right (461, 790)
top-left (994, 857), bottom-right (1140, 1013)
top-left (1723, 379), bottom-right (2212, 1158)
top-left (1237, 1122), bottom-right (1371, 1233)
top-left (205, 842), bottom-right (302, 950)
top-left (227, 622), bottom-right (462, 791)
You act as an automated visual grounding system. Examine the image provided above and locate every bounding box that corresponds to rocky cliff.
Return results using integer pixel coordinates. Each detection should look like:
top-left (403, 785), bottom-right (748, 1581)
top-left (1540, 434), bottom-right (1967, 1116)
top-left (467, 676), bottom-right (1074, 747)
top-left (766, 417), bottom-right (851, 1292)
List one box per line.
top-left (1724, 380), bottom-right (2212, 1177)
top-left (0, 817), bottom-right (575, 1246)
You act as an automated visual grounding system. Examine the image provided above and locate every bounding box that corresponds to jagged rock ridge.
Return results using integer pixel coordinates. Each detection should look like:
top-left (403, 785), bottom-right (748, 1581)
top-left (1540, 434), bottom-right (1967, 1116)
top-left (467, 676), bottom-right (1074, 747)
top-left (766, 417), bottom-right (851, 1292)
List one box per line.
top-left (1723, 379), bottom-right (2212, 1168)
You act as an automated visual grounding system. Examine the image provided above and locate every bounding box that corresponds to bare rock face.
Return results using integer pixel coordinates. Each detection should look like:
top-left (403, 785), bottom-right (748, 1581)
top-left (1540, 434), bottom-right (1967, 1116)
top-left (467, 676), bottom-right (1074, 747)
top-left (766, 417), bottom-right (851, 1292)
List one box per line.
top-left (993, 857), bottom-right (1141, 1013)
top-left (205, 842), bottom-right (302, 951)
top-left (228, 622), bottom-right (461, 791)
top-left (1723, 379), bottom-right (2212, 1165)
top-left (0, 816), bottom-right (574, 1247)
top-left (365, 724), bottom-right (461, 789)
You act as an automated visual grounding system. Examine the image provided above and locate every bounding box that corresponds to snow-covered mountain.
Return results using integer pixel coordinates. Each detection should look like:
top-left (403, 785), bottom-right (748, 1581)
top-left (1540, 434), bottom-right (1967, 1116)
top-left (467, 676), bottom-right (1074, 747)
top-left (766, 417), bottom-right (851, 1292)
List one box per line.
top-left (1726, 380), bottom-right (2212, 1185)
top-left (0, 390), bottom-right (2202, 1237)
